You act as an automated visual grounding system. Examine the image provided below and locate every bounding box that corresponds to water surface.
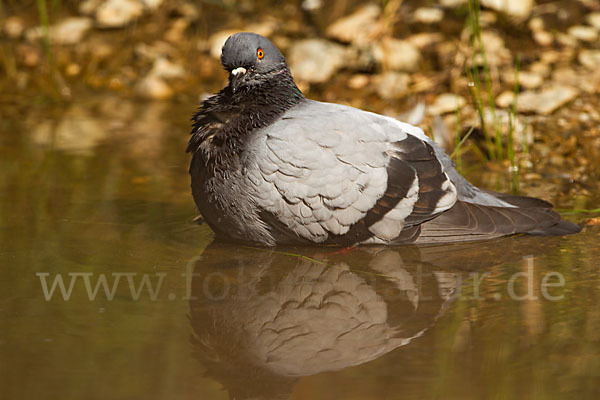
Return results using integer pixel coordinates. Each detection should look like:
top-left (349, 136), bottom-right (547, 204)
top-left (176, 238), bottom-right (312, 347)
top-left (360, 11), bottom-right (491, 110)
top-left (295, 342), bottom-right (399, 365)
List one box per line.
top-left (1, 97), bottom-right (599, 400)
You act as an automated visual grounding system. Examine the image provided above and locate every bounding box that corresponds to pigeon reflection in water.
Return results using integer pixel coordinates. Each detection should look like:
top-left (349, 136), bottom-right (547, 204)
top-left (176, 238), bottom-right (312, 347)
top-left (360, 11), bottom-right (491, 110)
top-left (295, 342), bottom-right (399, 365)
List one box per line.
top-left (188, 237), bottom-right (557, 399)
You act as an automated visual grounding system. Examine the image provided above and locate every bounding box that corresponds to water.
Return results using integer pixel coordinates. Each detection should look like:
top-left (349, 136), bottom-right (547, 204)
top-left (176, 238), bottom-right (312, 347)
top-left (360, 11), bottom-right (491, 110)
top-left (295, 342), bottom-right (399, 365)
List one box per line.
top-left (1, 96), bottom-right (599, 399)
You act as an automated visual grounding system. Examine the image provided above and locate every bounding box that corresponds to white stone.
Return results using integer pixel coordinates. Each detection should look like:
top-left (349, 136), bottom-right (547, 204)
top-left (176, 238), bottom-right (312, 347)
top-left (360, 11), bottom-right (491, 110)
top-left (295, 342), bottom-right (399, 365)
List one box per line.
top-left (414, 7), bottom-right (444, 24)
top-left (428, 93), bottom-right (466, 115)
top-left (141, 0), bottom-right (163, 10)
top-left (2, 16), bottom-right (25, 39)
top-left (78, 0), bottom-right (103, 15)
top-left (440, 0), bottom-right (467, 7)
top-left (288, 39), bottom-right (347, 84)
top-left (96, 0), bottom-right (144, 28)
top-left (516, 86), bottom-right (579, 115)
top-left (587, 12), bottom-right (600, 30)
top-left (26, 17), bottom-right (92, 45)
top-left (149, 57), bottom-right (185, 79)
top-left (502, 70), bottom-right (543, 89)
top-left (567, 25), bottom-right (598, 42)
top-left (374, 38), bottom-right (421, 72)
top-left (325, 4), bottom-right (381, 45)
top-left (533, 31), bottom-right (553, 46)
top-left (208, 29), bottom-right (239, 59)
top-left (136, 75), bottom-right (173, 99)
top-left (579, 50), bottom-right (600, 70)
top-left (480, 0), bottom-right (534, 19)
top-left (373, 72), bottom-right (410, 100)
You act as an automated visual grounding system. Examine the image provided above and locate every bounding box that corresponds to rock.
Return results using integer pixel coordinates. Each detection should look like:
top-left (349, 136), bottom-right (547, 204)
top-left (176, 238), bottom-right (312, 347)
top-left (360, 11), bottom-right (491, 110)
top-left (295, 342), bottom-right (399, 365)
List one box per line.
top-left (480, 0), bottom-right (533, 20)
top-left (149, 57), bottom-right (185, 79)
top-left (141, 0), bottom-right (163, 10)
top-left (440, 0), bottom-right (467, 7)
top-left (96, 0), bottom-right (144, 28)
top-left (325, 4), bottom-right (381, 45)
top-left (476, 31), bottom-right (510, 66)
top-left (31, 104), bottom-right (108, 154)
top-left (556, 32), bottom-right (578, 48)
top-left (2, 16), bottom-right (25, 39)
top-left (528, 61), bottom-right (551, 77)
top-left (413, 7), bottom-right (444, 24)
top-left (502, 70), bottom-right (543, 89)
top-left (373, 72), bottom-right (410, 100)
top-left (407, 32), bottom-right (444, 49)
top-left (175, 2), bottom-right (200, 20)
top-left (165, 18), bottom-right (190, 43)
top-left (428, 93), bottom-right (466, 115)
top-left (288, 39), bottom-right (347, 84)
top-left (208, 29), bottom-right (239, 59)
top-left (78, 0), bottom-right (103, 15)
top-left (245, 20), bottom-right (278, 38)
top-left (495, 90), bottom-right (516, 108)
top-left (374, 38), bottom-right (421, 72)
top-left (533, 31), bottom-right (554, 46)
top-left (516, 86), bottom-right (579, 115)
top-left (579, 50), bottom-right (600, 70)
top-left (136, 75), bottom-right (173, 99)
top-left (26, 17), bottom-right (92, 45)
top-left (552, 68), bottom-right (600, 93)
top-left (567, 25), bottom-right (598, 42)
top-left (302, 0), bottom-right (322, 11)
top-left (16, 43), bottom-right (42, 67)
top-left (587, 12), bottom-right (600, 30)
top-left (347, 74), bottom-right (370, 90)
top-left (528, 17), bottom-right (544, 33)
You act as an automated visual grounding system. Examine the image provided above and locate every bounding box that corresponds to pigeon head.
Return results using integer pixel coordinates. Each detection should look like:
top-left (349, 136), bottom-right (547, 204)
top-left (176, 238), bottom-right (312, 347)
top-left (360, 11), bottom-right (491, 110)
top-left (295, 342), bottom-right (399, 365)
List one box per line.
top-left (221, 32), bottom-right (289, 92)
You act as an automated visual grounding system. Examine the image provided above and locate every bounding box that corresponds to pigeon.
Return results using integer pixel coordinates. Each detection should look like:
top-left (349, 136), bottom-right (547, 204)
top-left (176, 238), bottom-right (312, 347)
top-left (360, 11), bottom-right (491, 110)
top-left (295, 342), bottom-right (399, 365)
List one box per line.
top-left (187, 32), bottom-right (580, 246)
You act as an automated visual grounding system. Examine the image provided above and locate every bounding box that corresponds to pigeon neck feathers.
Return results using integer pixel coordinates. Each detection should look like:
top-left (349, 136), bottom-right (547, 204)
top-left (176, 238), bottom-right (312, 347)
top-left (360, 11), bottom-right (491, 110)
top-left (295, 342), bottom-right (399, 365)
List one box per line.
top-left (188, 66), bottom-right (304, 173)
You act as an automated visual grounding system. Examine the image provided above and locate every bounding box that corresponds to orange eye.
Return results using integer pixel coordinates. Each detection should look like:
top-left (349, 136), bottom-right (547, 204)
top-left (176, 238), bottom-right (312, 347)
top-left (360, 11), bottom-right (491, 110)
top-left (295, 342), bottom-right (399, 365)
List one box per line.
top-left (257, 48), bottom-right (264, 59)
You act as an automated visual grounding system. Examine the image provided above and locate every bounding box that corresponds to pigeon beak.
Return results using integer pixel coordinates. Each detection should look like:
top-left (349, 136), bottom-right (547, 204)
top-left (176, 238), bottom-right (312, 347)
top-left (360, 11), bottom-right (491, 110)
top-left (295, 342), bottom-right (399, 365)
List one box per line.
top-left (230, 67), bottom-right (247, 93)
top-left (231, 67), bottom-right (247, 76)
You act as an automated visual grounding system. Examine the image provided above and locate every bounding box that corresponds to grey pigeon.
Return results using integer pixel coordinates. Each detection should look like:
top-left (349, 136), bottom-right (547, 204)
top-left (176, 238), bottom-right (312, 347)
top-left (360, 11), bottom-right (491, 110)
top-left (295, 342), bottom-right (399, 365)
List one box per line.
top-left (187, 32), bottom-right (580, 246)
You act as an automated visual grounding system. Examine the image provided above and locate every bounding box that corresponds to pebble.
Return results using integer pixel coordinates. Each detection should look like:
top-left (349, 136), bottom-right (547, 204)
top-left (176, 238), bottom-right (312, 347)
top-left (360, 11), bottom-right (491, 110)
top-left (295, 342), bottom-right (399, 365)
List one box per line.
top-left (96, 0), bottom-right (144, 28)
top-left (516, 86), bottom-right (579, 115)
top-left (528, 17), bottom-right (545, 33)
top-left (141, 0), bottom-right (163, 10)
top-left (496, 91), bottom-right (516, 109)
top-left (149, 57), bottom-right (185, 80)
top-left (567, 25), bottom-right (598, 42)
top-left (165, 18), bottom-right (190, 43)
top-left (31, 105), bottom-right (108, 153)
top-left (208, 30), bottom-right (239, 59)
top-left (440, 0), bottom-right (467, 7)
top-left (373, 72), bottom-right (410, 100)
top-left (26, 17), bottom-right (92, 45)
top-left (374, 38), bottom-right (421, 72)
top-left (78, 0), bottom-right (103, 15)
top-left (533, 31), bottom-right (554, 46)
top-left (347, 74), bottom-right (370, 90)
top-left (2, 16), bottom-right (25, 39)
top-left (579, 50), bottom-right (600, 70)
top-left (413, 7), bottom-right (444, 24)
top-left (16, 43), bottom-right (42, 67)
top-left (288, 39), bottom-right (347, 84)
top-left (477, 31), bottom-right (510, 66)
top-left (587, 13), bottom-right (600, 30)
top-left (136, 75), bottom-right (173, 99)
top-left (407, 32), bottom-right (444, 49)
top-left (325, 4), bottom-right (381, 45)
top-left (502, 70), bottom-right (543, 89)
top-left (480, 0), bottom-right (533, 19)
top-left (428, 93), bottom-right (466, 115)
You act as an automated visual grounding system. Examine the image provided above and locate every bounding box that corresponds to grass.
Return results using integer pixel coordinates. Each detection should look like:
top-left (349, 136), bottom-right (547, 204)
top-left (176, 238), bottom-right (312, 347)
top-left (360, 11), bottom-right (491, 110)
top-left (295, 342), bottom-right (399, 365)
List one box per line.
top-left (458, 0), bottom-right (522, 191)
